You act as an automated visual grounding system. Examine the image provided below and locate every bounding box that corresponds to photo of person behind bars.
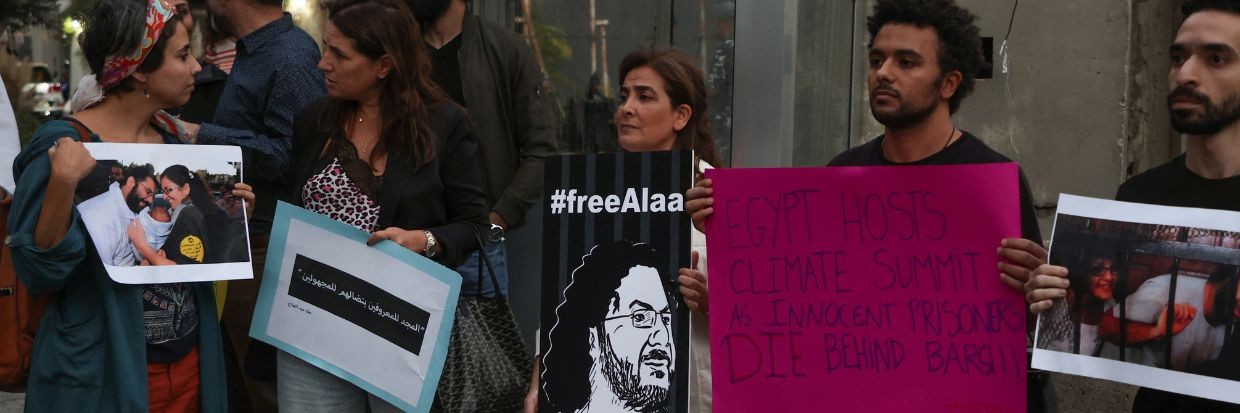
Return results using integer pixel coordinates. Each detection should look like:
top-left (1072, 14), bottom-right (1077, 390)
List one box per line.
top-left (1037, 214), bottom-right (1240, 381)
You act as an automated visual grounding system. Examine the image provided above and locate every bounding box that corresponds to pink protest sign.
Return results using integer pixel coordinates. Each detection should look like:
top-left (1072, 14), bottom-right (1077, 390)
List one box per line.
top-left (706, 163), bottom-right (1027, 413)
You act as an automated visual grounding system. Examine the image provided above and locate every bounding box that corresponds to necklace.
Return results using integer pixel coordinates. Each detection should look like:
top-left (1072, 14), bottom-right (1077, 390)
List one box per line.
top-left (356, 133), bottom-right (378, 158)
top-left (352, 111), bottom-right (380, 158)
top-left (882, 125), bottom-right (957, 160)
top-left (354, 107), bottom-right (381, 157)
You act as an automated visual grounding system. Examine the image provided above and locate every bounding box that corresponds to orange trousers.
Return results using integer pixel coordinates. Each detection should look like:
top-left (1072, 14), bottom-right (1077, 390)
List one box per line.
top-left (147, 347), bottom-right (201, 413)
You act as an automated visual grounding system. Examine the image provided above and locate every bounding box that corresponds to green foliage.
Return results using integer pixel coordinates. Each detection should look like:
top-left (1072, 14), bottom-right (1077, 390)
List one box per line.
top-left (535, 16), bottom-right (572, 94)
top-left (15, 107), bottom-right (40, 147)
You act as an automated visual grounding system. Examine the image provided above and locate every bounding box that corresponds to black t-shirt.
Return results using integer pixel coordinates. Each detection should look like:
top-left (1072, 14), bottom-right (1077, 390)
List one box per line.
top-left (828, 132), bottom-right (1044, 243)
top-left (428, 35), bottom-right (466, 106)
top-left (1115, 155), bottom-right (1240, 412)
top-left (143, 204), bottom-right (208, 363)
top-left (1117, 154), bottom-right (1240, 210)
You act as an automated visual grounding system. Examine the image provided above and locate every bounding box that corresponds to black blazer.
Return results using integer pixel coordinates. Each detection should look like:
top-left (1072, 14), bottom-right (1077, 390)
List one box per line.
top-left (285, 98), bottom-right (489, 266)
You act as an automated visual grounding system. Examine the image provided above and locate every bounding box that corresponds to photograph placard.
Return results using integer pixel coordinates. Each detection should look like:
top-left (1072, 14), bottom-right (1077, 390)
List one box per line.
top-left (76, 143), bottom-right (251, 284)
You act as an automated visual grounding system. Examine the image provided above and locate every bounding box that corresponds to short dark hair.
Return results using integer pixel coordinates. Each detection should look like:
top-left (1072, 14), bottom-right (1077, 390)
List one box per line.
top-left (1182, 0), bottom-right (1240, 20)
top-left (124, 163), bottom-right (155, 184)
top-left (866, 0), bottom-right (985, 113)
top-left (79, 0), bottom-right (185, 94)
top-left (161, 164), bottom-right (215, 208)
top-left (542, 240), bottom-right (672, 411)
top-left (1069, 253), bottom-right (1117, 296)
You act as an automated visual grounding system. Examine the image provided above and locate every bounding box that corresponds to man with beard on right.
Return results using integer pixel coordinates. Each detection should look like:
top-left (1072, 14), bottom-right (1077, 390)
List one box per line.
top-left (1026, 1), bottom-right (1240, 411)
top-left (542, 240), bottom-right (677, 413)
top-left (77, 164), bottom-right (159, 266)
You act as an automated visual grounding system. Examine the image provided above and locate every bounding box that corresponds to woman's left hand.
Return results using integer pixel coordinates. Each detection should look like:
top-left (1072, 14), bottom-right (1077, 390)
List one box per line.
top-left (127, 219), bottom-right (147, 245)
top-left (233, 182), bottom-right (256, 217)
top-left (368, 227), bottom-right (428, 253)
top-left (678, 251), bottom-right (709, 314)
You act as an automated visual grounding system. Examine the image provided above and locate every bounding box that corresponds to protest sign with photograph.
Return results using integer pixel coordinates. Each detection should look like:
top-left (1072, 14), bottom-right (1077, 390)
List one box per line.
top-left (538, 151), bottom-right (692, 413)
top-left (75, 143), bottom-right (251, 284)
top-left (1033, 194), bottom-right (1240, 405)
top-left (250, 202), bottom-right (460, 412)
top-left (705, 163), bottom-right (1027, 412)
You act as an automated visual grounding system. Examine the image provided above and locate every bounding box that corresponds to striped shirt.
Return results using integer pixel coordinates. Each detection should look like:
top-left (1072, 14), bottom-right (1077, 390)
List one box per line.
top-left (204, 40), bottom-right (236, 74)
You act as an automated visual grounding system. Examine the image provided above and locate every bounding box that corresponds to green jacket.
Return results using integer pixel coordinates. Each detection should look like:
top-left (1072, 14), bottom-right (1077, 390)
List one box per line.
top-left (8, 120), bottom-right (227, 412)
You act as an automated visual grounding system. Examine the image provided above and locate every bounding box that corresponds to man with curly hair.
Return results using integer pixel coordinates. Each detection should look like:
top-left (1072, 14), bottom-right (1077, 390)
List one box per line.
top-left (829, 0), bottom-right (1041, 249)
top-left (830, 3), bottom-right (1048, 408)
top-left (541, 240), bottom-right (677, 413)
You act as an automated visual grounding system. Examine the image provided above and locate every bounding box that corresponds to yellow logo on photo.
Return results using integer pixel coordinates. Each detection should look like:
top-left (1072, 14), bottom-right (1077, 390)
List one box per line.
top-left (180, 236), bottom-right (205, 263)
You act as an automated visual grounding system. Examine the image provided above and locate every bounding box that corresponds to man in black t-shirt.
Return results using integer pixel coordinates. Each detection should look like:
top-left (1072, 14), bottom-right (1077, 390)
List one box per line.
top-left (686, 0), bottom-right (1050, 410)
top-left (1027, 1), bottom-right (1240, 411)
top-left (687, 0), bottom-right (1046, 307)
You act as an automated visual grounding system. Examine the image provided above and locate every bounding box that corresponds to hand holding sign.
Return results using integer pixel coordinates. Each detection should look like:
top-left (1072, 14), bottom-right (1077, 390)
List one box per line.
top-left (997, 237), bottom-right (1048, 290)
top-left (679, 251), bottom-right (709, 314)
top-left (48, 137), bottom-right (96, 185)
top-left (686, 178), bottom-right (714, 234)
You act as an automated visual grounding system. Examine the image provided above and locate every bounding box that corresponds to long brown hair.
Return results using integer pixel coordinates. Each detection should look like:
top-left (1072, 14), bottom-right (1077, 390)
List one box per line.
top-left (617, 48), bottom-right (723, 174)
top-left (319, 0), bottom-right (448, 169)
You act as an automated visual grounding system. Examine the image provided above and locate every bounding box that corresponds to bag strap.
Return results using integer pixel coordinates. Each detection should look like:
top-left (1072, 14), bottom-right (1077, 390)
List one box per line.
top-left (470, 227), bottom-right (503, 299)
top-left (63, 117), bottom-right (95, 143)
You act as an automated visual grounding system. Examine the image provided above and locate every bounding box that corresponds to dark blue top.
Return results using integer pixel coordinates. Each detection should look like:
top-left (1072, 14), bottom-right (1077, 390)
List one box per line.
top-left (198, 13), bottom-right (325, 232)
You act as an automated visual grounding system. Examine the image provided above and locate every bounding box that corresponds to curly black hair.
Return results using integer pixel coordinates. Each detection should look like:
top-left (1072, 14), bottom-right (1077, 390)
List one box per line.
top-left (541, 240), bottom-right (674, 412)
top-left (866, 0), bottom-right (986, 113)
top-left (1183, 0), bottom-right (1240, 19)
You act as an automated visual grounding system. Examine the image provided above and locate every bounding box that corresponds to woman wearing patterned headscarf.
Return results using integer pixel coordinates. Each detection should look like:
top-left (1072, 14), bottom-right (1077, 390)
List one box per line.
top-left (9, 0), bottom-right (254, 410)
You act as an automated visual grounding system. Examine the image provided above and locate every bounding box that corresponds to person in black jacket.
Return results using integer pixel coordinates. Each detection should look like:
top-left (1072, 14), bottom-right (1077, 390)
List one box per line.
top-left (276, 0), bottom-right (488, 410)
top-left (410, 0), bottom-right (558, 299)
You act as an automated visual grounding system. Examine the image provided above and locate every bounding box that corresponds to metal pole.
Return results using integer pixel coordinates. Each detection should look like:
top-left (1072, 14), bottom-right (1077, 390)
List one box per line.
top-left (598, 20), bottom-right (611, 98)
top-left (669, 0), bottom-right (676, 46)
top-left (699, 0), bottom-right (707, 68)
top-left (589, 0), bottom-right (597, 76)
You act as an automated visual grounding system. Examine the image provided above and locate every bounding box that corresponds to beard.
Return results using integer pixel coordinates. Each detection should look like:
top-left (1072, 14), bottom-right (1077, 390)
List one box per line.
top-left (597, 329), bottom-right (670, 412)
top-left (869, 79), bottom-right (941, 130)
top-left (409, 0), bottom-right (453, 25)
top-left (1168, 86), bottom-right (1240, 135)
top-left (124, 189), bottom-right (147, 214)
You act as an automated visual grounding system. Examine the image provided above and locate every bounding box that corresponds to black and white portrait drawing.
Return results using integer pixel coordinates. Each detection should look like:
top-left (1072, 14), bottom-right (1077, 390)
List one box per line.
top-left (542, 240), bottom-right (678, 413)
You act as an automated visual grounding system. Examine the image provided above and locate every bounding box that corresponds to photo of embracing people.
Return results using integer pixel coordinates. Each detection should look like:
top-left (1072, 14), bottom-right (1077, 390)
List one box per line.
top-left (74, 143), bottom-right (252, 284)
top-left (1034, 196), bottom-right (1240, 404)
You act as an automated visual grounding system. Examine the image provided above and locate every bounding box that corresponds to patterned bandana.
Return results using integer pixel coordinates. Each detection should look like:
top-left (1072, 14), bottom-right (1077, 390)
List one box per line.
top-left (99, 0), bottom-right (175, 88)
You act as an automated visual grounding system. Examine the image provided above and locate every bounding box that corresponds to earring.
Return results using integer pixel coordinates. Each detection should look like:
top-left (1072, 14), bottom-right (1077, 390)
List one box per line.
top-left (378, 73), bottom-right (387, 79)
top-left (144, 86), bottom-right (150, 99)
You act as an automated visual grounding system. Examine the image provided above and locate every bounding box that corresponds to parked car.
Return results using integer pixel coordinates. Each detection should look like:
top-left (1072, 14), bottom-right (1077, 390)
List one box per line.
top-left (20, 63), bottom-right (66, 121)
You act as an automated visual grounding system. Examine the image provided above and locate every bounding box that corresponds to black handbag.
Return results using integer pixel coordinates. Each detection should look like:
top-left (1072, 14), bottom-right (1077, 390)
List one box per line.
top-left (432, 230), bottom-right (532, 412)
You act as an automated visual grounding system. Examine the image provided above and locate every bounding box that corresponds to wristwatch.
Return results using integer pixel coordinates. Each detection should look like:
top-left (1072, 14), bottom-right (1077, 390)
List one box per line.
top-left (488, 223), bottom-right (505, 243)
top-left (422, 230), bottom-right (438, 258)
